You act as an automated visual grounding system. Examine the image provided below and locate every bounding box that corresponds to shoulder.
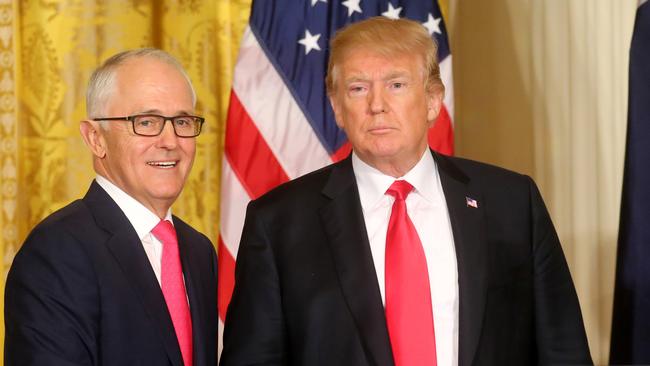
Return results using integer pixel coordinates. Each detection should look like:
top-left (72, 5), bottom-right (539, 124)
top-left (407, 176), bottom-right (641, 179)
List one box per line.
top-left (437, 153), bottom-right (529, 183)
top-left (249, 160), bottom-right (341, 211)
top-left (7, 199), bottom-right (101, 296)
top-left (436, 153), bottom-right (537, 195)
top-left (9, 199), bottom-right (106, 277)
top-left (20, 199), bottom-right (98, 253)
top-left (435, 152), bottom-right (547, 220)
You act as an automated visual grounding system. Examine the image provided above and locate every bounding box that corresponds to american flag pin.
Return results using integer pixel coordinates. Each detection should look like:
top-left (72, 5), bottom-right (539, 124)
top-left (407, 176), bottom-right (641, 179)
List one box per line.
top-left (466, 196), bottom-right (478, 208)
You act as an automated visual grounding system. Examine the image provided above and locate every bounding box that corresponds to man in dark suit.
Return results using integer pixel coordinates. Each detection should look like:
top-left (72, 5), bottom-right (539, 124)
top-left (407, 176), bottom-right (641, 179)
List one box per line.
top-left (221, 17), bottom-right (592, 366)
top-left (5, 48), bottom-right (218, 365)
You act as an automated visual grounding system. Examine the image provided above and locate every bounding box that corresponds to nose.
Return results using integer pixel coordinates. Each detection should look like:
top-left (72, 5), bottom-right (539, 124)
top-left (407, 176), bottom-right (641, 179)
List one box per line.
top-left (369, 85), bottom-right (386, 114)
top-left (156, 120), bottom-right (178, 148)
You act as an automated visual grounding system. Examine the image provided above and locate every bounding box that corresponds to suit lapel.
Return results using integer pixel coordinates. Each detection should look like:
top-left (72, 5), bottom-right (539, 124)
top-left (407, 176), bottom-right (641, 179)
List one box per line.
top-left (319, 158), bottom-right (395, 366)
top-left (83, 181), bottom-right (184, 366)
top-left (175, 218), bottom-right (208, 366)
top-left (433, 152), bottom-right (488, 366)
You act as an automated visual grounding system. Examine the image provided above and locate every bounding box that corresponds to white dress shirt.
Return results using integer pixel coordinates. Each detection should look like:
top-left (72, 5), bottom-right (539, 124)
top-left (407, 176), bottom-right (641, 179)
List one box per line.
top-left (352, 150), bottom-right (459, 366)
top-left (96, 175), bottom-right (172, 286)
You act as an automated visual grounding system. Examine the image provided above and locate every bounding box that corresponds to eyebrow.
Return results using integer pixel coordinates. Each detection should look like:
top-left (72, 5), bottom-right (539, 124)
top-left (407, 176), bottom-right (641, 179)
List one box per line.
top-left (136, 109), bottom-right (193, 116)
top-left (343, 71), bottom-right (411, 85)
top-left (383, 70), bottom-right (410, 80)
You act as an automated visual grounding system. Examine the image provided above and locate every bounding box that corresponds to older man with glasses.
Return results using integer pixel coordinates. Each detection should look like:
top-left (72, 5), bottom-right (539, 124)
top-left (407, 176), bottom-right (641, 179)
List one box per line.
top-left (5, 48), bottom-right (218, 366)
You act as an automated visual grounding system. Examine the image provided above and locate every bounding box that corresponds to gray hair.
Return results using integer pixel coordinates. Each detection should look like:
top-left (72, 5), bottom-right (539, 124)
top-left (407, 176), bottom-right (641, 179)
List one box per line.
top-left (85, 48), bottom-right (197, 119)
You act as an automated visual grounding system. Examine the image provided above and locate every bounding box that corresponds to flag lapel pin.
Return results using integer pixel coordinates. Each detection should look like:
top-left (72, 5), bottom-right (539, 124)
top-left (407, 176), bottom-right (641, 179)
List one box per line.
top-left (465, 196), bottom-right (478, 208)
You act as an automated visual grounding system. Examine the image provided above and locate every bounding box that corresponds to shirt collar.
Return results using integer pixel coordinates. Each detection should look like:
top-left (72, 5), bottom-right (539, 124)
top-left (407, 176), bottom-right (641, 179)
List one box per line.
top-left (352, 149), bottom-right (442, 211)
top-left (95, 175), bottom-right (173, 239)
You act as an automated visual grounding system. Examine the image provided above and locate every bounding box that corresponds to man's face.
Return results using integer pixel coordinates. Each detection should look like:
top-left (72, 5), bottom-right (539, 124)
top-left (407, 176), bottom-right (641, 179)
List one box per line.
top-left (94, 58), bottom-right (196, 215)
top-left (329, 48), bottom-right (442, 174)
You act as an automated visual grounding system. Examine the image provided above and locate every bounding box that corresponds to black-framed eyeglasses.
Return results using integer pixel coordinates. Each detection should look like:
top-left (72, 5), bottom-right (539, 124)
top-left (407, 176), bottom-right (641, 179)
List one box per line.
top-left (92, 114), bottom-right (205, 137)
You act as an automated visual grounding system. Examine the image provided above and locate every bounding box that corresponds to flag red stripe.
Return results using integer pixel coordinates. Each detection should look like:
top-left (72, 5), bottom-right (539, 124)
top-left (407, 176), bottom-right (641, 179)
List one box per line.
top-left (225, 91), bottom-right (290, 199)
top-left (428, 105), bottom-right (454, 156)
top-left (218, 236), bottom-right (236, 322)
top-left (331, 142), bottom-right (352, 162)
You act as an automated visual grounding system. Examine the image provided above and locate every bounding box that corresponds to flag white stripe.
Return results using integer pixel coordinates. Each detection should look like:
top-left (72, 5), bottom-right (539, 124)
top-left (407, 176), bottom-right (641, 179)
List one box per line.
top-left (233, 27), bottom-right (333, 179)
top-left (440, 56), bottom-right (454, 122)
top-left (218, 319), bottom-right (224, 358)
top-left (219, 159), bottom-right (251, 259)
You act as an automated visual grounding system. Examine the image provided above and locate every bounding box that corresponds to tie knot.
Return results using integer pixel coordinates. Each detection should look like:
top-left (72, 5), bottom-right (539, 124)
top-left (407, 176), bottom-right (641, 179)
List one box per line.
top-left (152, 219), bottom-right (177, 246)
top-left (386, 180), bottom-right (414, 201)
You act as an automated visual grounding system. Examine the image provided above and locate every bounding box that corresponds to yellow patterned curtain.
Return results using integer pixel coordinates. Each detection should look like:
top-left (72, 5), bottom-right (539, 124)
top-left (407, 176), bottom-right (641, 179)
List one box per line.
top-left (0, 0), bottom-right (252, 360)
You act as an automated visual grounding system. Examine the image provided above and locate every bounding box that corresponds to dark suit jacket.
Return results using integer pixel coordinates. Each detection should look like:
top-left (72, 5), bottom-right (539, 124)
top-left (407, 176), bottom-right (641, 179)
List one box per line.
top-left (5, 181), bottom-right (218, 366)
top-left (221, 151), bottom-right (592, 366)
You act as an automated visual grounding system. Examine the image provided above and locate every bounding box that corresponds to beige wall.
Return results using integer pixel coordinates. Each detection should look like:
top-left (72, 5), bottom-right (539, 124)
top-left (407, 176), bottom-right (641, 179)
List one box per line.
top-left (448, 1), bottom-right (638, 364)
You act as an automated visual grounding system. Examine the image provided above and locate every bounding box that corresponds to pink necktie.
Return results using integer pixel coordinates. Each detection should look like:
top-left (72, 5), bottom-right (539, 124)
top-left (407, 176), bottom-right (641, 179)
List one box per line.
top-left (385, 180), bottom-right (437, 365)
top-left (152, 220), bottom-right (193, 366)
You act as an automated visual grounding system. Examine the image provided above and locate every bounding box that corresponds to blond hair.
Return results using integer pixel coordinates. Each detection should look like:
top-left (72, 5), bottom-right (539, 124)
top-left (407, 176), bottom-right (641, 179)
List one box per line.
top-left (326, 17), bottom-right (444, 96)
top-left (86, 48), bottom-right (196, 119)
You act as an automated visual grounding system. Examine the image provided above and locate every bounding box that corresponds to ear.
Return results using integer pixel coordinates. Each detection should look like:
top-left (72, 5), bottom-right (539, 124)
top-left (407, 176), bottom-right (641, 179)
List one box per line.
top-left (80, 120), bottom-right (107, 158)
top-left (426, 89), bottom-right (444, 125)
top-left (329, 94), bottom-right (345, 129)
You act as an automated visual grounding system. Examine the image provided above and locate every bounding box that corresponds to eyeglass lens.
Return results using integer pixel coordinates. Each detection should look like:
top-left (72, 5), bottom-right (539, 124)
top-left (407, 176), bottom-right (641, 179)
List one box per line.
top-left (132, 115), bottom-right (201, 137)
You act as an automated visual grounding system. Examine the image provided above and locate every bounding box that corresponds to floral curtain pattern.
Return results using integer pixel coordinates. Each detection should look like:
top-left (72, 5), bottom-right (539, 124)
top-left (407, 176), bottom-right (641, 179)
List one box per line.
top-left (0, 0), bottom-right (252, 358)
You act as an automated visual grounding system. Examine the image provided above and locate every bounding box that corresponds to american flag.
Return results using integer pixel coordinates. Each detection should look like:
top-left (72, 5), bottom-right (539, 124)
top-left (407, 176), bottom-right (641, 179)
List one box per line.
top-left (465, 197), bottom-right (478, 208)
top-left (217, 0), bottom-right (454, 350)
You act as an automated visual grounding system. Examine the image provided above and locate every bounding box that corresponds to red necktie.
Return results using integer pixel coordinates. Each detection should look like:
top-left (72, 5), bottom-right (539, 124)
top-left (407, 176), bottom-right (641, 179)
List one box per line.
top-left (152, 220), bottom-right (193, 366)
top-left (385, 180), bottom-right (437, 365)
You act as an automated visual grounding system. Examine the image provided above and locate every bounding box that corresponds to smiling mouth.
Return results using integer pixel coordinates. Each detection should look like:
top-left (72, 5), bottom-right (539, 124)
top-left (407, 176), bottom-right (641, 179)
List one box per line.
top-left (147, 161), bottom-right (178, 168)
